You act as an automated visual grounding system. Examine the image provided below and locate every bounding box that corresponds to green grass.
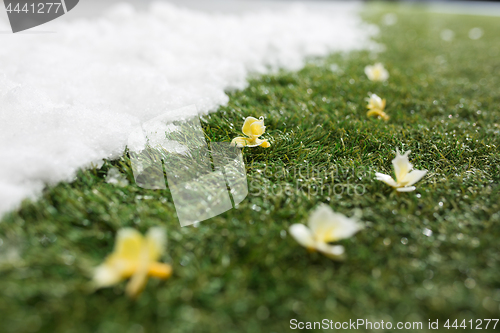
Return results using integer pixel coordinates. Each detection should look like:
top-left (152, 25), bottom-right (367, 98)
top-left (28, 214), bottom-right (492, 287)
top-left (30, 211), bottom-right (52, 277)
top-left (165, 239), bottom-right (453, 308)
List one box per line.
top-left (1, 4), bottom-right (500, 333)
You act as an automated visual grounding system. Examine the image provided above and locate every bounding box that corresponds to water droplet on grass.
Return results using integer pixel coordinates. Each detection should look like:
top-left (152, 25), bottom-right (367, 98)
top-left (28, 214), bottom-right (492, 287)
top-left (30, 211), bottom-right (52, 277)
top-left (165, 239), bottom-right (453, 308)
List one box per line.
top-left (401, 237), bottom-right (408, 245)
top-left (180, 257), bottom-right (190, 266)
top-left (63, 254), bottom-right (75, 265)
top-left (251, 204), bottom-right (261, 212)
top-left (482, 297), bottom-right (498, 312)
top-left (423, 228), bottom-right (433, 237)
top-left (423, 280), bottom-right (434, 290)
top-left (469, 27), bottom-right (484, 40)
top-left (464, 278), bottom-right (476, 289)
top-left (382, 13), bottom-right (398, 26)
top-left (256, 306), bottom-right (270, 320)
top-left (440, 29), bottom-right (454, 41)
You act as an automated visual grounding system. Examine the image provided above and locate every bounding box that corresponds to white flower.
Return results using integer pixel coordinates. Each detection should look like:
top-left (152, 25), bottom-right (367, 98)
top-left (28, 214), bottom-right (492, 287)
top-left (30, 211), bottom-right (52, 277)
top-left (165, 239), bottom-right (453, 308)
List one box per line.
top-left (289, 204), bottom-right (363, 260)
top-left (364, 63), bottom-right (389, 82)
top-left (366, 93), bottom-right (386, 111)
top-left (375, 148), bottom-right (427, 192)
top-left (366, 93), bottom-right (389, 121)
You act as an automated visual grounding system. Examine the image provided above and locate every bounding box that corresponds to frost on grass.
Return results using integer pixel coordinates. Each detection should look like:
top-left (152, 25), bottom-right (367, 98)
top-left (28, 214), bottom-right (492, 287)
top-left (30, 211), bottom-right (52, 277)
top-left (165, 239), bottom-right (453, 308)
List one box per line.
top-left (0, 2), bottom-right (378, 216)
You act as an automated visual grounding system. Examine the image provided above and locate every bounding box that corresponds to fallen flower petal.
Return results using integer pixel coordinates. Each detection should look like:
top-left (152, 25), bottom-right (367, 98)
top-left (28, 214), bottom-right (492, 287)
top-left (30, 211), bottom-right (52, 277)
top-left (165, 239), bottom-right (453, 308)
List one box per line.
top-left (289, 224), bottom-right (316, 251)
top-left (375, 148), bottom-right (427, 192)
top-left (367, 109), bottom-right (390, 121)
top-left (289, 204), bottom-right (363, 260)
top-left (93, 227), bottom-right (172, 298)
top-left (366, 93), bottom-right (386, 111)
top-left (364, 63), bottom-right (389, 82)
top-left (231, 116), bottom-right (271, 148)
top-left (366, 93), bottom-right (389, 121)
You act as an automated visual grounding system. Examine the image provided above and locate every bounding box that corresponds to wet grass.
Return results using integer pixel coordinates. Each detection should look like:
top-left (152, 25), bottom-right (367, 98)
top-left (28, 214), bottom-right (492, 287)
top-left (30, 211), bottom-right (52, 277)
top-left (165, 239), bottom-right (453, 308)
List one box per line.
top-left (1, 4), bottom-right (499, 333)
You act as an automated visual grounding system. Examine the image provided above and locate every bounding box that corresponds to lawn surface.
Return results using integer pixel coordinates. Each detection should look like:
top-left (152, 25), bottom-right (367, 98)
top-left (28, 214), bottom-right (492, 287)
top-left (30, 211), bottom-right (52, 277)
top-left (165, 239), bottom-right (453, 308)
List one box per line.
top-left (1, 3), bottom-right (500, 333)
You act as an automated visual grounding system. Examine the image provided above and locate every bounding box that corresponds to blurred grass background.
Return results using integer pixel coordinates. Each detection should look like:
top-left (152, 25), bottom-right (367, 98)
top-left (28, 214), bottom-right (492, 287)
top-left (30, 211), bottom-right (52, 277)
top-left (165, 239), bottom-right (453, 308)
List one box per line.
top-left (1, 3), bottom-right (499, 332)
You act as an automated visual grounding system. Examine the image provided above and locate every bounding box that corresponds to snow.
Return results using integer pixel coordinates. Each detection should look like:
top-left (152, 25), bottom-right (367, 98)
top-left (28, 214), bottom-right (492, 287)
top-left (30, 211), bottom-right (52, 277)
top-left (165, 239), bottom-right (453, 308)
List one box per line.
top-left (0, 1), bottom-right (377, 216)
top-left (106, 167), bottom-right (129, 187)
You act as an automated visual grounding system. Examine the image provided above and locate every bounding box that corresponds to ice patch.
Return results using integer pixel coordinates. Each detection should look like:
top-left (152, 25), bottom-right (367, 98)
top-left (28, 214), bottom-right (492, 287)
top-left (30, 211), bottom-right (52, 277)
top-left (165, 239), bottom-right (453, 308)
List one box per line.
top-left (0, 2), bottom-right (378, 216)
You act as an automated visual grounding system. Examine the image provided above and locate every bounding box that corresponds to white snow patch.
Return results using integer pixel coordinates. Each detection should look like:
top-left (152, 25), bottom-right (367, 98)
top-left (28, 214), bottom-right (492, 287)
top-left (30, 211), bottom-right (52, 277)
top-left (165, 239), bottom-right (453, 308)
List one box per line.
top-left (0, 2), bottom-right (378, 216)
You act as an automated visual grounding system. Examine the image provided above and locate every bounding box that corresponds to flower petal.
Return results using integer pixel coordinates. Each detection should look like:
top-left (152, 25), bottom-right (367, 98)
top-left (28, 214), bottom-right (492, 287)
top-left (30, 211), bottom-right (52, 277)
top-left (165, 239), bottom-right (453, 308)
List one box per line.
top-left (380, 70), bottom-right (389, 81)
top-left (308, 204), bottom-right (362, 243)
top-left (93, 229), bottom-right (144, 287)
top-left (241, 117), bottom-right (260, 137)
top-left (326, 214), bottom-right (363, 241)
top-left (364, 65), bottom-right (375, 80)
top-left (146, 227), bottom-right (166, 261)
top-left (367, 94), bottom-right (384, 110)
top-left (367, 109), bottom-right (389, 121)
top-left (126, 269), bottom-right (149, 299)
top-left (396, 186), bottom-right (416, 192)
top-left (93, 264), bottom-right (123, 288)
top-left (316, 243), bottom-right (345, 260)
top-left (307, 204), bottom-right (336, 235)
top-left (392, 149), bottom-right (412, 183)
top-left (260, 140), bottom-right (271, 148)
top-left (365, 63), bottom-right (389, 82)
top-left (113, 228), bottom-right (144, 262)
top-left (375, 172), bottom-right (398, 188)
top-left (401, 169), bottom-right (427, 187)
top-left (289, 223), bottom-right (316, 249)
top-left (148, 263), bottom-right (173, 279)
top-left (374, 63), bottom-right (389, 81)
top-left (231, 137), bottom-right (253, 148)
top-left (93, 228), bottom-right (172, 297)
top-left (254, 138), bottom-right (271, 148)
top-left (249, 119), bottom-right (265, 137)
